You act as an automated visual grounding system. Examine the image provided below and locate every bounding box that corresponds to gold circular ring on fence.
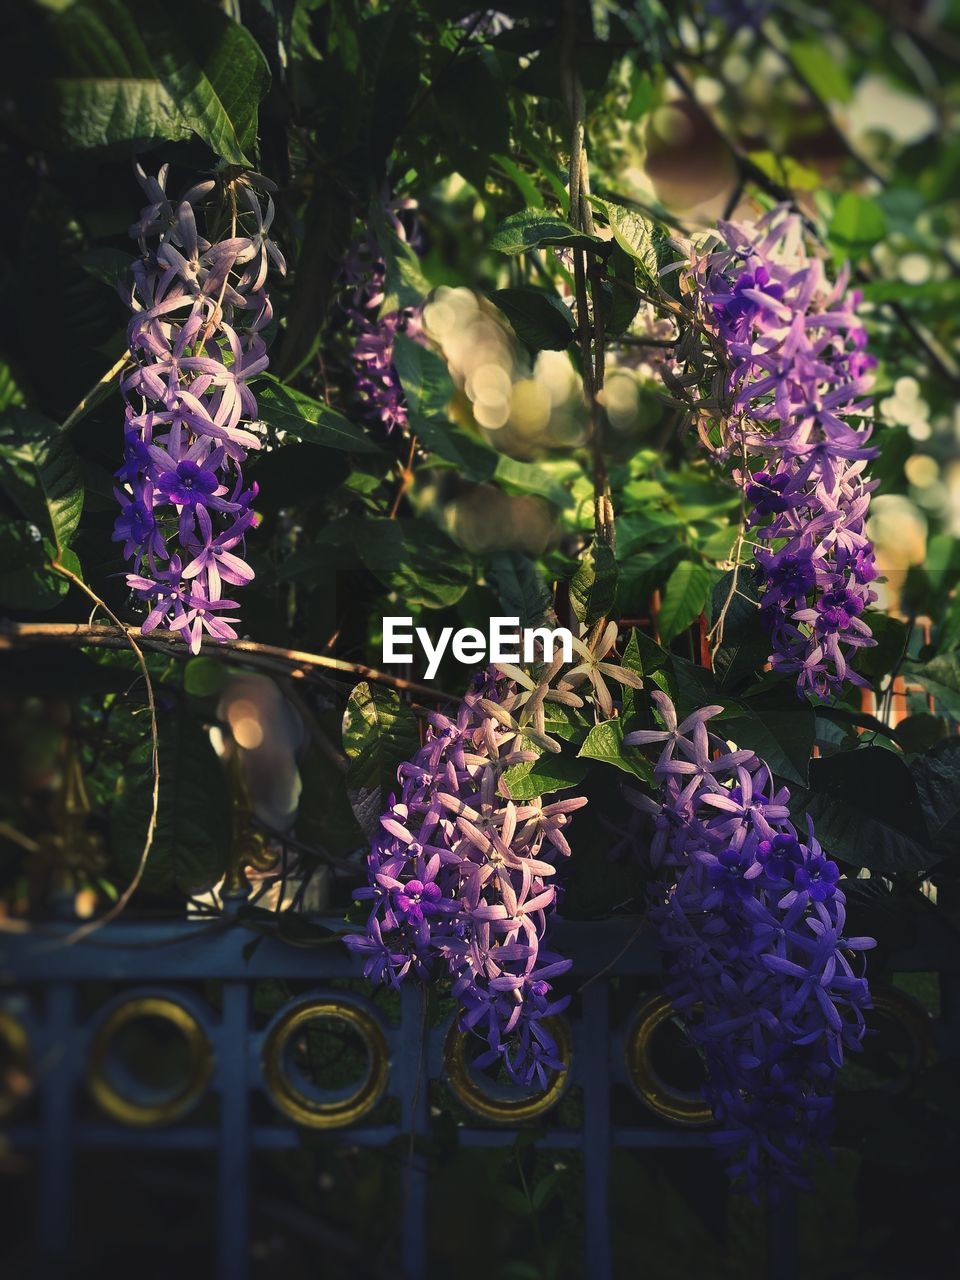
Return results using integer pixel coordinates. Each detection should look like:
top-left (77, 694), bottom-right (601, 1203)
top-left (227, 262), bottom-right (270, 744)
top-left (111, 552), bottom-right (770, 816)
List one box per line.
top-left (444, 1016), bottom-right (571, 1123)
top-left (88, 996), bottom-right (214, 1127)
top-left (626, 994), bottom-right (714, 1127)
top-left (262, 998), bottom-right (389, 1129)
top-left (0, 1011), bottom-right (32, 1119)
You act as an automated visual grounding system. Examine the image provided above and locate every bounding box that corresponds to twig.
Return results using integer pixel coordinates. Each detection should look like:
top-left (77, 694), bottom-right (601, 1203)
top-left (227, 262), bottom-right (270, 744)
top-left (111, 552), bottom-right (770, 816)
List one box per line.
top-left (562, 1), bottom-right (614, 549)
top-left (60, 351), bottom-right (130, 433)
top-left (388, 434), bottom-right (418, 518)
top-left (0, 621), bottom-right (455, 703)
top-left (46, 563), bottom-right (159, 946)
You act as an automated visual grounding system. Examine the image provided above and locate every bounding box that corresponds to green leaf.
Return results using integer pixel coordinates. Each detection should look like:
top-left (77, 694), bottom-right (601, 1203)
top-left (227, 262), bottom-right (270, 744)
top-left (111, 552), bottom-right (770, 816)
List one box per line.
top-left (112, 704), bottom-right (231, 894)
top-left (589, 196), bottom-right (665, 283)
top-left (490, 287), bottom-right (576, 352)
top-left (435, 49), bottom-right (510, 154)
top-left (907, 652), bottom-right (960, 720)
top-left (794, 746), bottom-right (937, 875)
top-left (274, 180), bottom-right (355, 379)
top-left (912, 739), bottom-right (960, 861)
top-left (790, 39), bottom-right (852, 103)
top-left (577, 718), bottom-right (654, 781)
top-left (0, 524), bottom-right (70, 611)
top-left (719, 686), bottom-right (816, 787)
top-left (408, 413), bottom-right (497, 481)
top-left (494, 455), bottom-right (573, 508)
top-left (487, 553), bottom-right (554, 629)
top-left (829, 193), bottom-right (887, 262)
top-left (711, 569), bottom-right (768, 691)
top-left (372, 200), bottom-right (430, 313)
top-left (570, 540), bottom-right (618, 626)
top-left (658, 561), bottom-right (712, 645)
top-left (184, 657), bottom-right (228, 699)
top-left (502, 753), bottom-right (588, 800)
top-left (342, 682), bottom-right (420, 838)
top-left (256, 378), bottom-right (382, 453)
top-left (16, 0), bottom-right (270, 163)
top-left (490, 210), bottom-right (604, 256)
top-left (280, 516), bottom-right (473, 611)
top-left (0, 409), bottom-right (83, 552)
top-left (856, 611), bottom-right (908, 682)
top-left (393, 334), bottom-right (454, 418)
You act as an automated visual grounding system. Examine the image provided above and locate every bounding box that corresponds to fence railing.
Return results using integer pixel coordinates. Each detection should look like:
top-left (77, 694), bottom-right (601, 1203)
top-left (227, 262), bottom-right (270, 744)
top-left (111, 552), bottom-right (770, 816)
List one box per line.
top-left (1, 914), bottom-right (950, 1279)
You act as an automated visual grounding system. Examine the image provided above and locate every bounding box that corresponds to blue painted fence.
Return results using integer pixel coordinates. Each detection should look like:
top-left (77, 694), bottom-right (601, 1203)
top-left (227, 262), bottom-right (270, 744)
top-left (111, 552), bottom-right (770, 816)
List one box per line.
top-left (1, 913), bottom-right (948, 1279)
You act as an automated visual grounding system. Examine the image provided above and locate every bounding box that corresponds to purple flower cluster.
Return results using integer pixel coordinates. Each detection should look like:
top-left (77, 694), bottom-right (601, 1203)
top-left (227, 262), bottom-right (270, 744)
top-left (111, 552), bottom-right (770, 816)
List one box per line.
top-left (692, 206), bottom-right (878, 697)
top-left (341, 201), bottom-right (423, 435)
top-left (345, 670), bottom-right (586, 1087)
top-left (625, 692), bottom-right (874, 1188)
top-left (115, 165), bottom-right (284, 652)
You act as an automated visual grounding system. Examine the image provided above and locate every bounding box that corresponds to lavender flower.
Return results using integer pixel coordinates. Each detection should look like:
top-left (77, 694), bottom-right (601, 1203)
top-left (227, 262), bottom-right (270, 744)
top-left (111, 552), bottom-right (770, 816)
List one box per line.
top-left (624, 691), bottom-right (874, 1189)
top-left (345, 667), bottom-right (586, 1087)
top-left (683, 207), bottom-right (878, 698)
top-left (340, 200), bottom-right (423, 434)
top-left (114, 165), bottom-right (284, 652)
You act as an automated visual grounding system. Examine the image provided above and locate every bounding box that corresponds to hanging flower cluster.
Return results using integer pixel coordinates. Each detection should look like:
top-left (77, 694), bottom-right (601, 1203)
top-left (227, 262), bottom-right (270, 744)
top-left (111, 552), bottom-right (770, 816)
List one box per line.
top-left (345, 665), bottom-right (587, 1086)
top-left (115, 165), bottom-right (284, 653)
top-left (685, 206), bottom-right (878, 697)
top-left (625, 691), bottom-right (874, 1188)
top-left (340, 201), bottom-right (423, 435)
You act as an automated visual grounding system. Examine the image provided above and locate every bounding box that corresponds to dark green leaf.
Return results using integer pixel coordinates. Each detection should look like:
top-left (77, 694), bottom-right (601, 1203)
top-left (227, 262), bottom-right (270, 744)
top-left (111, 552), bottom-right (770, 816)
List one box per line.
top-left (577, 718), bottom-right (654, 781)
top-left (794, 747), bottom-right (936, 874)
top-left (112, 704), bottom-right (231, 894)
top-left (487, 552), bottom-right (554, 629)
top-left (0, 410), bottom-right (83, 552)
top-left (435, 49), bottom-right (510, 153)
top-left (658, 561), bottom-right (713, 645)
top-left (409, 413), bottom-right (497, 481)
top-left (719, 686), bottom-right (816, 787)
top-left (0, 524), bottom-right (70, 611)
top-left (502, 753), bottom-right (588, 800)
top-left (570, 540), bottom-right (618, 625)
top-left (256, 378), bottom-right (382, 453)
top-left (16, 0), bottom-right (270, 162)
top-left (907, 652), bottom-right (960, 719)
top-left (590, 196), bottom-right (665, 284)
top-left (393, 333), bottom-right (454, 418)
top-left (490, 210), bottom-right (604, 256)
top-left (342, 682), bottom-right (420, 838)
top-left (711, 568), bottom-right (767, 691)
top-left (490, 287), bottom-right (576, 352)
top-left (911, 738), bottom-right (960, 860)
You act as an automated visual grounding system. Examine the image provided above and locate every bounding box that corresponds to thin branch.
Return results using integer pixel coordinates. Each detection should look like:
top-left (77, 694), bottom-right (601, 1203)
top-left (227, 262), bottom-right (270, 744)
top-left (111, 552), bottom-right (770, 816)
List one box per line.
top-left (388, 433), bottom-right (418, 519)
top-left (60, 350), bottom-right (130, 433)
top-left (46, 563), bottom-right (159, 946)
top-left (0, 621), bottom-right (455, 703)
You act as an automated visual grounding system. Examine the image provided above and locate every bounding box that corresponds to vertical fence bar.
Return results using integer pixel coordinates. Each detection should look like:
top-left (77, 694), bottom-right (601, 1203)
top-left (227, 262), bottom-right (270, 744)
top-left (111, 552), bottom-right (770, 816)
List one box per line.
top-left (581, 982), bottom-right (612, 1280)
top-left (399, 984), bottom-right (428, 1278)
top-left (39, 982), bottom-right (76, 1270)
top-left (218, 981), bottom-right (250, 1280)
top-left (766, 1189), bottom-right (799, 1280)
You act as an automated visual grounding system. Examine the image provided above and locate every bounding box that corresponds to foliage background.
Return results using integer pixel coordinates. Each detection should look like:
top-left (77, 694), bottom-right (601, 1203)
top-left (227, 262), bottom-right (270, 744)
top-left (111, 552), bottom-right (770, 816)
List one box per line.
top-left (2, 0), bottom-right (960, 1276)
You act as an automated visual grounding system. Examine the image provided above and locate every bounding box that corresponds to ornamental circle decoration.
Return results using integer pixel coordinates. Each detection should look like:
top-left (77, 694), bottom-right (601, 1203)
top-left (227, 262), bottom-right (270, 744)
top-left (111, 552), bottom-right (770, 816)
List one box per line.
top-left (261, 998), bottom-right (389, 1129)
top-left (88, 995), bottom-right (214, 1127)
top-left (625, 994), bottom-right (714, 1127)
top-left (0, 1011), bottom-right (32, 1119)
top-left (443, 1016), bottom-right (571, 1123)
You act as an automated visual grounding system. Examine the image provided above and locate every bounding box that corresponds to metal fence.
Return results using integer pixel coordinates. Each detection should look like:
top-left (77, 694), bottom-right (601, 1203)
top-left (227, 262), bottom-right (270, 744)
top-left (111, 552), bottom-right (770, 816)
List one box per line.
top-left (0, 912), bottom-right (948, 1280)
